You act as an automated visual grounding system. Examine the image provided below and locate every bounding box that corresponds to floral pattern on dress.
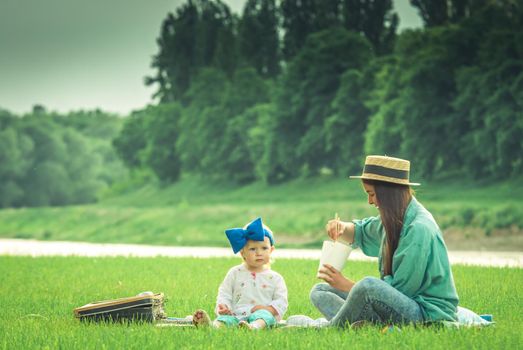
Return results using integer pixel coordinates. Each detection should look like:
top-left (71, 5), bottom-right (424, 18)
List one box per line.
top-left (215, 264), bottom-right (288, 320)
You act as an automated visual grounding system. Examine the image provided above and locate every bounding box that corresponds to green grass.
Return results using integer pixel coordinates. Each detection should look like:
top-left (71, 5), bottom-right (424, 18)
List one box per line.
top-left (0, 177), bottom-right (522, 249)
top-left (0, 256), bottom-right (521, 349)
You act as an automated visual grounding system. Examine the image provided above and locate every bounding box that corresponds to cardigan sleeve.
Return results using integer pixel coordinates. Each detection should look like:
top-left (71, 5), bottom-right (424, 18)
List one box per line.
top-left (352, 216), bottom-right (384, 257)
top-left (215, 267), bottom-right (236, 315)
top-left (269, 273), bottom-right (288, 320)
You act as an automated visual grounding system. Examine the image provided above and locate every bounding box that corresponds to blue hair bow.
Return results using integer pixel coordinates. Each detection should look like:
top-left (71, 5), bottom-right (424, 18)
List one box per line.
top-left (225, 217), bottom-right (274, 254)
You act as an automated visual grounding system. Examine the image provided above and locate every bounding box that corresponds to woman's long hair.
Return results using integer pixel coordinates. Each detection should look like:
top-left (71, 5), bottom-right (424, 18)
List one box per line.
top-left (363, 179), bottom-right (413, 276)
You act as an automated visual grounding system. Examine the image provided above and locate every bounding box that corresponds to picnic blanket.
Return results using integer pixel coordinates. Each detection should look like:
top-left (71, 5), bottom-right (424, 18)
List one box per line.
top-left (281, 306), bottom-right (493, 329)
top-left (156, 306), bottom-right (493, 329)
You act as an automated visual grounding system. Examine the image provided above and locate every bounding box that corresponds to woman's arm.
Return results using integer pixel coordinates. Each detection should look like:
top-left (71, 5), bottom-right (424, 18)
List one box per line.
top-left (327, 216), bottom-right (383, 257)
top-left (321, 215), bottom-right (383, 290)
top-left (352, 216), bottom-right (384, 257)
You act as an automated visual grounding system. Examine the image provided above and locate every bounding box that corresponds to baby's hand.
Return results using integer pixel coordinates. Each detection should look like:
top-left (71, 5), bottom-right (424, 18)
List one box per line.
top-left (217, 304), bottom-right (231, 315)
top-left (251, 305), bottom-right (266, 312)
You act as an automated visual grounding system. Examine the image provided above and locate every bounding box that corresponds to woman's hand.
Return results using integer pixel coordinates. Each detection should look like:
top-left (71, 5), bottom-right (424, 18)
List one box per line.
top-left (325, 219), bottom-right (354, 243)
top-left (217, 304), bottom-right (232, 315)
top-left (318, 264), bottom-right (354, 292)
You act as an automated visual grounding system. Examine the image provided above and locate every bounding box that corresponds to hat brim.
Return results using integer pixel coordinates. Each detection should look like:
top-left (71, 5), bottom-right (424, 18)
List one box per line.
top-left (349, 175), bottom-right (420, 186)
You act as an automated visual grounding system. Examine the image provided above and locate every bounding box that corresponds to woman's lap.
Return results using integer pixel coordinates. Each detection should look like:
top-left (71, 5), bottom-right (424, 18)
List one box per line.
top-left (310, 277), bottom-right (423, 327)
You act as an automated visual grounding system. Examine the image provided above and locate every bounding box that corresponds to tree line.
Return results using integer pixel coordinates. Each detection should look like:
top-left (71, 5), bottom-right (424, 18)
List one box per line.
top-left (0, 107), bottom-right (127, 207)
top-left (1, 1), bottom-right (521, 208)
top-left (114, 0), bottom-right (522, 185)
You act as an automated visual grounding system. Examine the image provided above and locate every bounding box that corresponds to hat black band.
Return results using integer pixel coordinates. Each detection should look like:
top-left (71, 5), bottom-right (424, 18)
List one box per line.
top-left (364, 164), bottom-right (409, 180)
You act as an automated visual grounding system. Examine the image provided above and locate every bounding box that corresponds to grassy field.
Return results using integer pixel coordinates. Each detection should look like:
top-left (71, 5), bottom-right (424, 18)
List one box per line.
top-left (1, 256), bottom-right (521, 349)
top-left (0, 177), bottom-right (522, 250)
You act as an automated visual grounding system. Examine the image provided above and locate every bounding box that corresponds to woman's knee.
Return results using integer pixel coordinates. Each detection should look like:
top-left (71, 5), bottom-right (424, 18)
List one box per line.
top-left (350, 276), bottom-right (381, 299)
top-left (309, 283), bottom-right (330, 305)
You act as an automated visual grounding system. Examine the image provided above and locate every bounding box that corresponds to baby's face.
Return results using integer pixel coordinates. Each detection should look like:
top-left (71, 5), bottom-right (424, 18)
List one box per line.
top-left (241, 237), bottom-right (273, 269)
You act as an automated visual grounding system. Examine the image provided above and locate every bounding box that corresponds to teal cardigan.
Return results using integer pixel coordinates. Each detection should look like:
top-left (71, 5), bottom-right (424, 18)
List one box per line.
top-left (352, 197), bottom-right (459, 322)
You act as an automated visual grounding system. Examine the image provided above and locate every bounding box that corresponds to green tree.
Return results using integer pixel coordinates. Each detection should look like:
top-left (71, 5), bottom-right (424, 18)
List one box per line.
top-left (273, 28), bottom-right (373, 179)
top-left (0, 108), bottom-right (129, 207)
top-left (364, 24), bottom-right (481, 179)
top-left (454, 63), bottom-right (523, 179)
top-left (223, 67), bottom-right (270, 118)
top-left (176, 68), bottom-right (230, 172)
top-left (17, 117), bottom-right (69, 206)
top-left (61, 129), bottom-right (102, 203)
top-left (60, 109), bottom-right (123, 140)
top-left (57, 109), bottom-right (127, 188)
top-left (0, 109), bottom-right (16, 129)
top-left (452, 4), bottom-right (523, 178)
top-left (147, 3), bottom-right (198, 102)
top-left (113, 113), bottom-right (148, 169)
top-left (238, 0), bottom-right (280, 77)
top-left (325, 69), bottom-right (371, 176)
top-left (342, 0), bottom-right (398, 54)
top-left (280, 0), bottom-right (342, 60)
top-left (192, 0), bottom-right (238, 79)
top-left (409, 0), bottom-right (488, 27)
top-left (210, 68), bottom-right (271, 183)
top-left (362, 56), bottom-right (403, 158)
top-left (147, 0), bottom-right (236, 102)
top-left (244, 103), bottom-right (281, 183)
top-left (0, 127), bottom-right (33, 207)
top-left (27, 162), bottom-right (71, 206)
top-left (142, 103), bottom-right (183, 182)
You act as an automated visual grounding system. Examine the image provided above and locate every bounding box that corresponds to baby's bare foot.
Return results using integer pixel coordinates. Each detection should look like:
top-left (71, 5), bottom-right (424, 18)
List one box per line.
top-left (192, 309), bottom-right (212, 327)
top-left (238, 320), bottom-right (253, 330)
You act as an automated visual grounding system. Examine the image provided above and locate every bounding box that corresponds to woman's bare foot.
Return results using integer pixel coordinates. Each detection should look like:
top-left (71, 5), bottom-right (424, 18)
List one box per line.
top-left (192, 309), bottom-right (212, 327)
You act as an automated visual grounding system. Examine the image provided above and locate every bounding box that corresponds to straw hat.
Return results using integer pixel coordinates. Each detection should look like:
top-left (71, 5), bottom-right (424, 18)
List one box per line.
top-left (350, 155), bottom-right (420, 186)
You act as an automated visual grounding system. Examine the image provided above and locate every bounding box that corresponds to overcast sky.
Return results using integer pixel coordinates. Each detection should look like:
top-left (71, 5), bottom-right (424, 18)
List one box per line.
top-left (0, 0), bottom-right (422, 116)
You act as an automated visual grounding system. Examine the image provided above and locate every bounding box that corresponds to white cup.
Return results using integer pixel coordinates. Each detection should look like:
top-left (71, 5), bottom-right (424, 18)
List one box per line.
top-left (317, 240), bottom-right (352, 278)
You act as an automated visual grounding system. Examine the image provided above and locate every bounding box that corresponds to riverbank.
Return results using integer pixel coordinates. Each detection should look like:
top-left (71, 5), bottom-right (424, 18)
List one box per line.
top-left (1, 238), bottom-right (521, 267)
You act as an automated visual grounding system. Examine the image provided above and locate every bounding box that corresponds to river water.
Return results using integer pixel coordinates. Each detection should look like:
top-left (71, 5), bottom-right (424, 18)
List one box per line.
top-left (1, 238), bottom-right (521, 268)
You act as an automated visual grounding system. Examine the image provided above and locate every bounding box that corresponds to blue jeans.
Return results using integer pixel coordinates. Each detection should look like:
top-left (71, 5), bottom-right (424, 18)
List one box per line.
top-left (310, 277), bottom-right (424, 328)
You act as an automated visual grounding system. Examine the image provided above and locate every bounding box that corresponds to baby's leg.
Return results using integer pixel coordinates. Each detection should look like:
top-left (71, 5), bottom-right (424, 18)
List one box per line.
top-left (250, 318), bottom-right (268, 329)
top-left (192, 309), bottom-right (212, 327)
top-left (213, 320), bottom-right (226, 328)
top-left (239, 318), bottom-right (267, 330)
top-left (242, 309), bottom-right (276, 330)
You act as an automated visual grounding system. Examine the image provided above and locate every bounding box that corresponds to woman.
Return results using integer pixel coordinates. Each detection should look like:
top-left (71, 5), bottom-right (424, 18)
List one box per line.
top-left (311, 155), bottom-right (459, 328)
